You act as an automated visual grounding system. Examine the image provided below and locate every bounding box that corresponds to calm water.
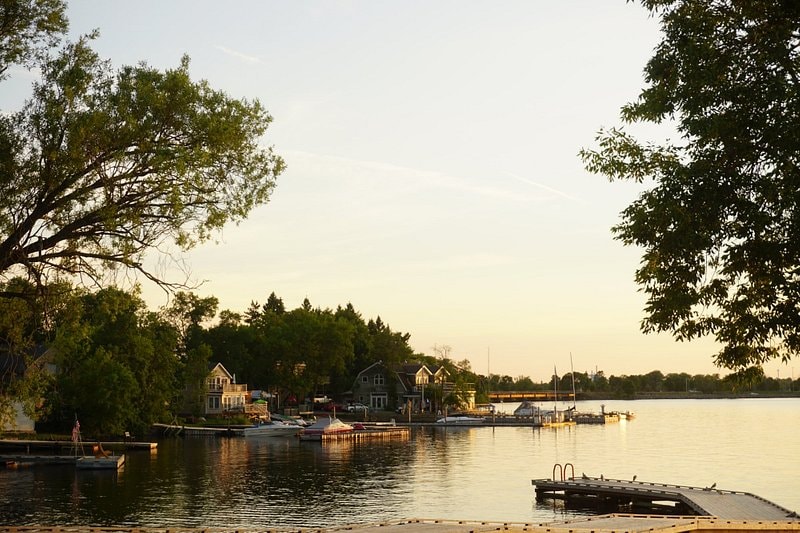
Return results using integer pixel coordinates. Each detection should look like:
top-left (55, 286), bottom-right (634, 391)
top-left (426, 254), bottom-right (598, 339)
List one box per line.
top-left (1, 398), bottom-right (798, 529)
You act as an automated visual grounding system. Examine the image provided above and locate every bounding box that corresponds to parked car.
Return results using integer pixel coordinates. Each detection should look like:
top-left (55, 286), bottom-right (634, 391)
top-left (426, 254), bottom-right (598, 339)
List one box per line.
top-left (348, 402), bottom-right (369, 413)
top-left (321, 401), bottom-right (345, 412)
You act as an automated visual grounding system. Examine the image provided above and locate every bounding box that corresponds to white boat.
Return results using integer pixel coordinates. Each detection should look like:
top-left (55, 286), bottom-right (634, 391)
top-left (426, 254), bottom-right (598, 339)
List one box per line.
top-left (271, 413), bottom-right (311, 427)
top-left (243, 420), bottom-right (302, 438)
top-left (299, 416), bottom-right (353, 441)
top-left (435, 415), bottom-right (485, 425)
top-left (513, 401), bottom-right (541, 417)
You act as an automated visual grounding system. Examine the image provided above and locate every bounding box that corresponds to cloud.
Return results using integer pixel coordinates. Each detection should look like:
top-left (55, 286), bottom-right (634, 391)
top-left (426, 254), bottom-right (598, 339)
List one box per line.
top-left (282, 149), bottom-right (553, 204)
top-left (504, 171), bottom-right (586, 204)
top-left (215, 45), bottom-right (261, 64)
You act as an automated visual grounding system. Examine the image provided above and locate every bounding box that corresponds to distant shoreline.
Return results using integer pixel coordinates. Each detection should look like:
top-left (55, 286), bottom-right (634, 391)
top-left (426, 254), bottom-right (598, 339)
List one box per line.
top-left (576, 391), bottom-right (800, 401)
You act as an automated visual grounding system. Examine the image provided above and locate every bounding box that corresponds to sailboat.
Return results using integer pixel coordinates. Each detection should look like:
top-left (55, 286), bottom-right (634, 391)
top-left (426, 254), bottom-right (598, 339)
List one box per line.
top-left (543, 364), bottom-right (576, 428)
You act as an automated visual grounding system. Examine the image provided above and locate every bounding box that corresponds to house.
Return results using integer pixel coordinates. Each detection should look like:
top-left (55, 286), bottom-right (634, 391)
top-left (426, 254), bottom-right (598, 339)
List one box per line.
top-left (350, 361), bottom-right (394, 411)
top-left (205, 362), bottom-right (248, 416)
top-left (395, 363), bottom-right (435, 412)
top-left (350, 361), bottom-right (476, 413)
top-left (0, 347), bottom-right (56, 433)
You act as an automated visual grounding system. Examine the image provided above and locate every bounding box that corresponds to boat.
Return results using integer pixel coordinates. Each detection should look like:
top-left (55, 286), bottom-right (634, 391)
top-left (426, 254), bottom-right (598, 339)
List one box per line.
top-left (243, 420), bottom-right (302, 438)
top-left (513, 401), bottom-right (541, 417)
top-left (299, 416), bottom-right (354, 441)
top-left (271, 413), bottom-right (311, 427)
top-left (435, 415), bottom-right (485, 425)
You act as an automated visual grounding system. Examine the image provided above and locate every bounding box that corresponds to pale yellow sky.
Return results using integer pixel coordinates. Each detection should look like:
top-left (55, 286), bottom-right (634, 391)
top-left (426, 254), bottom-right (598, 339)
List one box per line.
top-left (10, 1), bottom-right (789, 381)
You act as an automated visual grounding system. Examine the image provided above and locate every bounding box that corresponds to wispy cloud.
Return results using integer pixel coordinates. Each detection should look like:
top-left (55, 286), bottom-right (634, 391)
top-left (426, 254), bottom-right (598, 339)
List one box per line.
top-left (282, 149), bottom-right (548, 203)
top-left (504, 171), bottom-right (586, 204)
top-left (215, 45), bottom-right (261, 64)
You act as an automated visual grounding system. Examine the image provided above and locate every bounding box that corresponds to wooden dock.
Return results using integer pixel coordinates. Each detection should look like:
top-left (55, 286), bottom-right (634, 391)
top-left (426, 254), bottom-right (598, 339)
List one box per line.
top-left (2, 453), bottom-right (125, 470)
top-left (0, 438), bottom-right (156, 452)
top-left (1, 516), bottom-right (799, 532)
top-left (300, 426), bottom-right (410, 443)
top-left (532, 477), bottom-right (798, 520)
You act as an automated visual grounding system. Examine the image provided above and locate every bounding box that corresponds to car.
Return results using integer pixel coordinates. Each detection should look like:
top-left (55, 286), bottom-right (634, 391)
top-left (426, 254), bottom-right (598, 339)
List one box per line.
top-left (347, 402), bottom-right (369, 413)
top-left (322, 401), bottom-right (344, 412)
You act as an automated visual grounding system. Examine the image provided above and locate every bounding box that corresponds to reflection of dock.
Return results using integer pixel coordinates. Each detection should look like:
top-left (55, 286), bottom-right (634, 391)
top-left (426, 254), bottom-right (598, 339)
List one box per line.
top-left (532, 477), bottom-right (797, 520)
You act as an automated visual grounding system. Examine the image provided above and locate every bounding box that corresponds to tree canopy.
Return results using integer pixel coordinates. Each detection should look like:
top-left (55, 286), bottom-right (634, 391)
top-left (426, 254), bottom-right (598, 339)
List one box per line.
top-left (580, 0), bottom-right (800, 373)
top-left (0, 3), bottom-right (284, 297)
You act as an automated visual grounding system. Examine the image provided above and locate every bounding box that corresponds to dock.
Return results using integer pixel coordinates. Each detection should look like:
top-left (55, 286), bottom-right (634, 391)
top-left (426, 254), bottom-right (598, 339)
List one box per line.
top-left (1, 516), bottom-right (798, 532)
top-left (532, 477), bottom-right (798, 520)
top-left (75, 454), bottom-right (125, 470)
top-left (0, 438), bottom-right (156, 452)
top-left (300, 426), bottom-right (410, 442)
top-left (2, 453), bottom-right (125, 470)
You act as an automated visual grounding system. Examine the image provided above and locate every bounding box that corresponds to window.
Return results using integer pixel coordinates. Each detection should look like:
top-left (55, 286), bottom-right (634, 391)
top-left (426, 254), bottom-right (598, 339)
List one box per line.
top-left (361, 376), bottom-right (368, 383)
top-left (374, 374), bottom-right (384, 385)
top-left (208, 397), bottom-right (220, 410)
top-left (371, 394), bottom-right (387, 409)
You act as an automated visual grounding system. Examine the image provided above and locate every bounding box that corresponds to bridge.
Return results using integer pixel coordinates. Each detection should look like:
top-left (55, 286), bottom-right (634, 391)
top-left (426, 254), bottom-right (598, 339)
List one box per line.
top-left (488, 390), bottom-right (575, 402)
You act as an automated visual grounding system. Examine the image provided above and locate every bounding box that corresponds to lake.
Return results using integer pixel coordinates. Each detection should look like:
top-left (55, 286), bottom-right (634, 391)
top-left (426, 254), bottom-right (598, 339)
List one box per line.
top-left (1, 398), bottom-right (798, 529)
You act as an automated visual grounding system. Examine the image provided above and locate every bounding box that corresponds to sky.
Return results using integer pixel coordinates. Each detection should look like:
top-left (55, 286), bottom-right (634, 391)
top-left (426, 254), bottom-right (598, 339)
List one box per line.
top-left (5, 1), bottom-right (795, 382)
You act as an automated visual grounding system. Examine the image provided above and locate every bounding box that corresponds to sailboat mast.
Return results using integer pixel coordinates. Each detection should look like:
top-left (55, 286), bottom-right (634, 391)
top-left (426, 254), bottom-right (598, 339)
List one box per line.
top-left (553, 365), bottom-right (558, 420)
top-left (570, 352), bottom-right (577, 410)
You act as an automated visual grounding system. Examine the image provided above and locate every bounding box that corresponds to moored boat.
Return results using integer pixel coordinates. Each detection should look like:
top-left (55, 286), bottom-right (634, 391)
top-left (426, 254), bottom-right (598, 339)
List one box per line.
top-left (299, 416), bottom-right (354, 441)
top-left (513, 400), bottom-right (541, 417)
top-left (435, 415), bottom-right (485, 425)
top-left (243, 420), bottom-right (302, 438)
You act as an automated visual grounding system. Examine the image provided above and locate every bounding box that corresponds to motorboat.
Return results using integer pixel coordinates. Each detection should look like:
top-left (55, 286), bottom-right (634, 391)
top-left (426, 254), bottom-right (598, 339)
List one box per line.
top-left (435, 415), bottom-right (485, 425)
top-left (299, 416), bottom-right (354, 441)
top-left (243, 420), bottom-right (302, 438)
top-left (271, 413), bottom-right (311, 427)
top-left (513, 401), bottom-right (541, 417)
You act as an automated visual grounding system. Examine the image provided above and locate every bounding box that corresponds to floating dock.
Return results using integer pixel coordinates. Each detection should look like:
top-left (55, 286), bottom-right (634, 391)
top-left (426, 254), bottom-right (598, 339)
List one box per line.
top-left (2, 453), bottom-right (125, 470)
top-left (532, 476), bottom-right (798, 520)
top-left (301, 426), bottom-right (410, 443)
top-left (75, 454), bottom-right (125, 470)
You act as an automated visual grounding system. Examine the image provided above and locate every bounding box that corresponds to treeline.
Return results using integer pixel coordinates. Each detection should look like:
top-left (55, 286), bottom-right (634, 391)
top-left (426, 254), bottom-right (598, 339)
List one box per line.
top-left (3, 280), bottom-right (795, 437)
top-left (0, 281), bottom-right (481, 436)
top-left (488, 370), bottom-right (799, 397)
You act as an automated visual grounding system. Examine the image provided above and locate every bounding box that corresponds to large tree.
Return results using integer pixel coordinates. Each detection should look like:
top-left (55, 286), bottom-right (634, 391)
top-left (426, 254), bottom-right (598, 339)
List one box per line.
top-left (580, 1), bottom-right (800, 373)
top-left (0, 18), bottom-right (284, 296)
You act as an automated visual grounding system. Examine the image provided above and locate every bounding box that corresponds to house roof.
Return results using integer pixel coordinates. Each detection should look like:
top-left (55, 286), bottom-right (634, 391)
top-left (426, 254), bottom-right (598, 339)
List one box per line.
top-left (355, 361), bottom-right (386, 377)
top-left (208, 362), bottom-right (234, 380)
top-left (399, 363), bottom-right (432, 376)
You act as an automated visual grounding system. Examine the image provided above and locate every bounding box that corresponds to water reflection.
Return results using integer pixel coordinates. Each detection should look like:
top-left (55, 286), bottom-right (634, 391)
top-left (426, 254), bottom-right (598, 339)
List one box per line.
top-left (1, 399), bottom-right (798, 529)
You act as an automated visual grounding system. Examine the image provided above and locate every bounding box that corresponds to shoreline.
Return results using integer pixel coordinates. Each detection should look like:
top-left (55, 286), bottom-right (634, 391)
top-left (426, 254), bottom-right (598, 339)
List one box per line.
top-left (576, 391), bottom-right (800, 401)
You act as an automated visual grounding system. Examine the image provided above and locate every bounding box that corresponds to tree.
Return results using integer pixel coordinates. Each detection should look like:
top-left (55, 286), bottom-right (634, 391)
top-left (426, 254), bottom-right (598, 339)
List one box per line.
top-left (0, 0), bottom-right (67, 78)
top-left (0, 32), bottom-right (284, 296)
top-left (580, 1), bottom-right (800, 374)
top-left (50, 287), bottom-right (178, 435)
top-left (162, 291), bottom-right (219, 351)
